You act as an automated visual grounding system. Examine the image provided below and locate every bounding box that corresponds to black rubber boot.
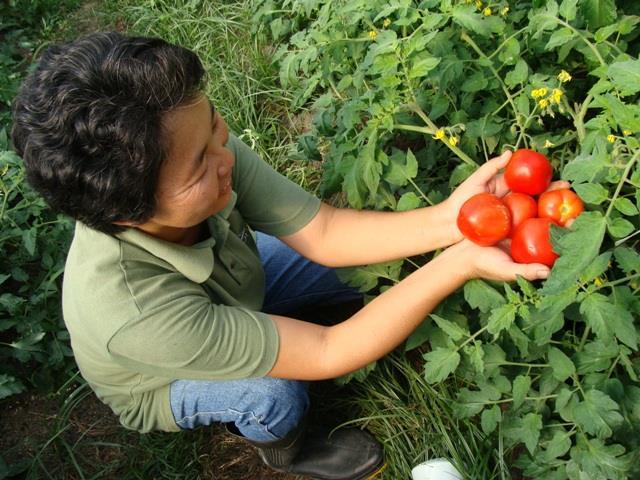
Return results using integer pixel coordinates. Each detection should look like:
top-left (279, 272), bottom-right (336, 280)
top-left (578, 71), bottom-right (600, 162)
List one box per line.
top-left (226, 420), bottom-right (385, 480)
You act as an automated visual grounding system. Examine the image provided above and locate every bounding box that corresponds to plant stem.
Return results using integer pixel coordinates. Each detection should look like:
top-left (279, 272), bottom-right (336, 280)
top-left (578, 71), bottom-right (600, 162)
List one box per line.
top-left (605, 149), bottom-right (640, 219)
top-left (407, 177), bottom-right (435, 206)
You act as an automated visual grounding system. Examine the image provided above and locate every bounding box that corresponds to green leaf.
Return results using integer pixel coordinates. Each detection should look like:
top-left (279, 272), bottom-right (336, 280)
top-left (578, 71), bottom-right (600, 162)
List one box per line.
top-left (573, 183), bottom-right (609, 204)
top-left (579, 251), bottom-right (611, 283)
top-left (607, 217), bottom-right (635, 238)
top-left (21, 227), bottom-right (37, 256)
top-left (385, 149), bottom-right (418, 186)
top-left (575, 340), bottom-right (619, 374)
top-left (504, 59), bottom-right (529, 88)
top-left (512, 375), bottom-right (532, 409)
top-left (542, 212), bottom-right (606, 294)
top-left (423, 347), bottom-right (461, 383)
top-left (431, 314), bottom-right (469, 342)
top-left (487, 304), bottom-right (517, 336)
top-left (0, 374), bottom-right (26, 400)
top-left (581, 292), bottom-right (639, 350)
top-left (562, 152), bottom-right (607, 184)
top-left (396, 192), bottom-right (421, 211)
top-left (504, 413), bottom-right (543, 455)
top-left (454, 385), bottom-right (501, 418)
top-left (614, 197), bottom-right (639, 216)
top-left (559, 0), bottom-right (578, 21)
top-left (614, 246), bottom-right (640, 274)
top-left (464, 279), bottom-right (506, 313)
top-left (481, 405), bottom-right (501, 435)
top-left (545, 27), bottom-right (576, 50)
top-left (607, 59), bottom-right (640, 96)
top-left (408, 55), bottom-right (440, 79)
top-left (548, 347), bottom-right (576, 381)
top-left (581, 0), bottom-right (618, 29)
top-left (461, 72), bottom-right (488, 93)
top-left (339, 261), bottom-right (403, 292)
top-left (452, 5), bottom-right (504, 37)
top-left (569, 437), bottom-right (630, 478)
top-left (464, 341), bottom-right (485, 374)
top-left (573, 389), bottom-right (623, 438)
top-left (543, 429), bottom-right (572, 461)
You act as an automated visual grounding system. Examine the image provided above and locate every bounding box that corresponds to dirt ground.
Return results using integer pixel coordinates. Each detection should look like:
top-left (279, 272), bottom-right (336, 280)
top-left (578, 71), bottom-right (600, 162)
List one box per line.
top-left (0, 388), bottom-right (301, 479)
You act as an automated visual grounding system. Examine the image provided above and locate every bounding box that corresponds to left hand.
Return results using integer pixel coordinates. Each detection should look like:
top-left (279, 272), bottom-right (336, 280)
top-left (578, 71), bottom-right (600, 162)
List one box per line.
top-left (444, 150), bottom-right (570, 242)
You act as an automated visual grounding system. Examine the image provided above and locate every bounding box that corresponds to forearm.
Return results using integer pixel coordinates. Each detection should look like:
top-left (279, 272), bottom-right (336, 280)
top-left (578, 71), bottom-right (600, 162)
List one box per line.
top-left (308, 202), bottom-right (458, 267)
top-left (268, 246), bottom-right (469, 380)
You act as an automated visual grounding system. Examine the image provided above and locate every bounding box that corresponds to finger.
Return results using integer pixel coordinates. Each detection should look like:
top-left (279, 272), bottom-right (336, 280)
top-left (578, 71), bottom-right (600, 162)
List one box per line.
top-left (511, 263), bottom-right (551, 281)
top-left (546, 180), bottom-right (571, 192)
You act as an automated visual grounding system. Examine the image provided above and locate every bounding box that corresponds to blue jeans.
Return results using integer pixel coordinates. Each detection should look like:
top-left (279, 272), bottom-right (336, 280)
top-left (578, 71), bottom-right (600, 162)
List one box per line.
top-left (170, 232), bottom-right (361, 441)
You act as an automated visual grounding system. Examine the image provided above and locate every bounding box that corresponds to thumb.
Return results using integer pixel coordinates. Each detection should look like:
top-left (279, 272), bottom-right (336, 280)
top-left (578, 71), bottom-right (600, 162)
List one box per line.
top-left (513, 263), bottom-right (550, 281)
top-left (476, 150), bottom-right (512, 183)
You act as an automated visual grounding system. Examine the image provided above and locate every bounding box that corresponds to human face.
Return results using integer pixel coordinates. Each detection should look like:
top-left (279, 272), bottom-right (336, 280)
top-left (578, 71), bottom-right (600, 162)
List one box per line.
top-left (127, 95), bottom-right (235, 243)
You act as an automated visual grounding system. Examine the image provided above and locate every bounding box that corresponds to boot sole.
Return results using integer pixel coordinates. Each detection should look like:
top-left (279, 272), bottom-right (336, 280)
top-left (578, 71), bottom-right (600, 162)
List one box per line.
top-left (363, 461), bottom-right (387, 479)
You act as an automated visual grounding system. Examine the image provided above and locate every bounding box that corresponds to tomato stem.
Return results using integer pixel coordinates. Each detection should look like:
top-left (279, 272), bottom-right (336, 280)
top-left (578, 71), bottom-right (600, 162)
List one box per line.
top-left (604, 149), bottom-right (640, 219)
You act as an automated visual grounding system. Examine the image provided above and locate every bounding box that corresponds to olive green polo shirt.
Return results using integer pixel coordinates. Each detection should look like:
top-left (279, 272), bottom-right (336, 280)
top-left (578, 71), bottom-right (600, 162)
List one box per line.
top-left (62, 135), bottom-right (321, 433)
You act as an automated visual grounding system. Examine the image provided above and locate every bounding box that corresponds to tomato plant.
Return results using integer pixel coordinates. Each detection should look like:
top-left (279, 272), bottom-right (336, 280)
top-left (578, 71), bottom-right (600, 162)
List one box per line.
top-left (504, 149), bottom-right (553, 196)
top-left (538, 188), bottom-right (584, 226)
top-left (510, 217), bottom-right (559, 267)
top-left (457, 193), bottom-right (511, 246)
top-left (503, 192), bottom-right (538, 234)
top-left (255, 0), bottom-right (640, 477)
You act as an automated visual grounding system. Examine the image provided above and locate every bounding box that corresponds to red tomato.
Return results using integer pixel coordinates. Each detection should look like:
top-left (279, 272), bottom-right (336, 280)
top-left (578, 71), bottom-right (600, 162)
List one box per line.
top-left (510, 217), bottom-right (559, 267)
top-left (503, 193), bottom-right (538, 234)
top-left (457, 193), bottom-right (512, 246)
top-left (504, 149), bottom-right (553, 196)
top-left (538, 188), bottom-right (584, 226)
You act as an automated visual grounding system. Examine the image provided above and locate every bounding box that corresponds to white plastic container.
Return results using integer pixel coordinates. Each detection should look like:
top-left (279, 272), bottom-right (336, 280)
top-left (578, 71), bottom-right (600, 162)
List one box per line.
top-left (411, 458), bottom-right (463, 480)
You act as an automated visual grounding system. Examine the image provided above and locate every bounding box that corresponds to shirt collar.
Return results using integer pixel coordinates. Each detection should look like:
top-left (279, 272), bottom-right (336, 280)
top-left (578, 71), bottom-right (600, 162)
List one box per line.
top-left (115, 191), bottom-right (237, 284)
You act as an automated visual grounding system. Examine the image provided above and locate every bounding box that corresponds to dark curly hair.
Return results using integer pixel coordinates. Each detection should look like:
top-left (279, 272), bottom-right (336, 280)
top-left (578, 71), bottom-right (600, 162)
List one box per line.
top-left (11, 32), bottom-right (206, 234)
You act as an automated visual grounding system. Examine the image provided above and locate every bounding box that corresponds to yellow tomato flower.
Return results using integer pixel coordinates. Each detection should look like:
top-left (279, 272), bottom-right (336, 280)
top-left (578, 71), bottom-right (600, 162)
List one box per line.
top-left (531, 88), bottom-right (548, 99)
top-left (483, 7), bottom-right (492, 16)
top-left (501, 6), bottom-right (509, 16)
top-left (368, 30), bottom-right (378, 40)
top-left (594, 277), bottom-right (604, 287)
top-left (476, 0), bottom-right (483, 10)
top-left (434, 129), bottom-right (445, 140)
top-left (551, 88), bottom-right (563, 104)
top-left (623, 129), bottom-right (632, 136)
top-left (607, 134), bottom-right (616, 143)
top-left (448, 136), bottom-right (459, 147)
top-left (539, 98), bottom-right (549, 108)
top-left (383, 18), bottom-right (391, 28)
top-left (558, 70), bottom-right (572, 83)
top-left (543, 140), bottom-right (555, 148)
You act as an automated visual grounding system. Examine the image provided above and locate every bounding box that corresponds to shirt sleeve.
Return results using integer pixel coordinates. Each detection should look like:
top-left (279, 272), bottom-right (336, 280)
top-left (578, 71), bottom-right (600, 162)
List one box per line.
top-left (106, 271), bottom-right (279, 380)
top-left (227, 134), bottom-right (321, 236)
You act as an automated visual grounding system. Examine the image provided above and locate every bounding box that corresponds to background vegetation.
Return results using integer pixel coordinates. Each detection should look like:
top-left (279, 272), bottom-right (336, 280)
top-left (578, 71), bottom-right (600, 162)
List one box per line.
top-left (1, 0), bottom-right (640, 479)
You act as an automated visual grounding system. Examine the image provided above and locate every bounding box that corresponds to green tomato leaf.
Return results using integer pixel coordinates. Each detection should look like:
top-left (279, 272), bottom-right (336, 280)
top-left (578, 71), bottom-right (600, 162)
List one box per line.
top-left (614, 246), bottom-right (640, 274)
top-left (607, 59), bottom-right (640, 96)
top-left (487, 304), bottom-right (517, 336)
top-left (408, 54), bottom-right (441, 79)
top-left (569, 437), bottom-right (631, 479)
top-left (545, 27), bottom-right (576, 50)
top-left (431, 314), bottom-right (469, 342)
top-left (0, 374), bottom-right (26, 401)
top-left (481, 404), bottom-right (501, 435)
top-left (562, 152), bottom-right (607, 184)
top-left (396, 192), bottom-right (421, 211)
top-left (454, 385), bottom-right (501, 418)
top-left (504, 412), bottom-right (543, 455)
top-left (512, 374), bottom-right (532, 410)
top-left (464, 341), bottom-right (485, 374)
top-left (573, 389), bottom-right (624, 438)
top-left (559, 0), bottom-right (578, 21)
top-left (581, 0), bottom-right (618, 29)
top-left (579, 251), bottom-right (611, 283)
top-left (614, 197), bottom-right (639, 216)
top-left (575, 340), bottom-right (620, 374)
top-left (607, 217), bottom-right (635, 238)
top-left (548, 346), bottom-right (576, 381)
top-left (423, 347), bottom-right (461, 384)
top-left (384, 149), bottom-right (418, 186)
top-left (543, 429), bottom-right (572, 462)
top-left (542, 212), bottom-right (606, 294)
top-left (464, 279), bottom-right (506, 313)
top-left (573, 183), bottom-right (609, 204)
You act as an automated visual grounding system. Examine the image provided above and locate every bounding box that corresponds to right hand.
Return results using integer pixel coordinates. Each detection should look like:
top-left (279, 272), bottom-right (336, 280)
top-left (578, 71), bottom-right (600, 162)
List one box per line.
top-left (443, 239), bottom-right (550, 283)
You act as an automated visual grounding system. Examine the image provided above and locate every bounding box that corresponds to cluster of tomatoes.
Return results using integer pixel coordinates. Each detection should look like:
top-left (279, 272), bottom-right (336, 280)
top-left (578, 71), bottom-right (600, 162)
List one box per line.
top-left (457, 149), bottom-right (584, 267)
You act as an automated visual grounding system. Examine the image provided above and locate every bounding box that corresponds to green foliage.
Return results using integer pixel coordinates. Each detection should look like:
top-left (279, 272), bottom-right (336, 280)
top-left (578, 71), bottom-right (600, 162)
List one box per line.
top-left (253, 0), bottom-right (640, 477)
top-left (0, 0), bottom-right (81, 396)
